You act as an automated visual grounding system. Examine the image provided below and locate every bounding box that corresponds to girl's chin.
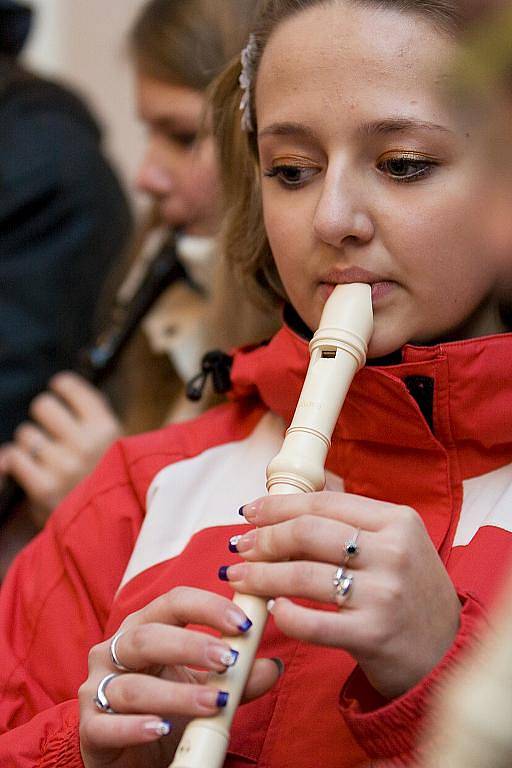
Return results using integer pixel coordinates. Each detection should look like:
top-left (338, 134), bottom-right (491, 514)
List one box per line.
top-left (367, 330), bottom-right (409, 361)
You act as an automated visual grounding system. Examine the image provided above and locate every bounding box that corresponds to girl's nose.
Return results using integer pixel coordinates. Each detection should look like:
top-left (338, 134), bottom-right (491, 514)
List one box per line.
top-left (312, 169), bottom-right (374, 248)
top-left (135, 160), bottom-right (174, 197)
top-left (135, 143), bottom-right (175, 197)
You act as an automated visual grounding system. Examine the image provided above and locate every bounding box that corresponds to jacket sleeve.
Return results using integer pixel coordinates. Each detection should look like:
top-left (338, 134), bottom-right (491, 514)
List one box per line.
top-left (339, 593), bottom-right (486, 765)
top-left (0, 440), bottom-right (143, 766)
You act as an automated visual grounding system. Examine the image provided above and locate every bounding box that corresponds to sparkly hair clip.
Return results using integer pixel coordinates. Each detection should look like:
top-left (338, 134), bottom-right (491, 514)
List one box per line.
top-left (239, 33), bottom-right (258, 133)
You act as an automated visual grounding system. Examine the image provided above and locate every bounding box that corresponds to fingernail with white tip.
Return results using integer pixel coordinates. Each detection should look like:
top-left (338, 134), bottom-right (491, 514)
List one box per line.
top-left (143, 720), bottom-right (172, 737)
top-left (267, 599), bottom-right (276, 613)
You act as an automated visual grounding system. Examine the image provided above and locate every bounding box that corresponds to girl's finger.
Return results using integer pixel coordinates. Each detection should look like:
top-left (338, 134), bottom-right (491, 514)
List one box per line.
top-left (80, 658), bottom-right (281, 751)
top-left (113, 623), bottom-right (241, 674)
top-left (219, 560), bottom-right (377, 608)
top-left (14, 422), bottom-right (52, 460)
top-left (123, 586), bottom-right (253, 637)
top-left (14, 422), bottom-right (75, 470)
top-left (230, 514), bottom-right (371, 569)
top-left (90, 672), bottom-right (230, 717)
top-left (0, 444), bottom-right (55, 497)
top-left (241, 491), bottom-right (401, 531)
top-left (49, 372), bottom-right (115, 422)
top-left (243, 657), bottom-right (284, 702)
top-left (29, 392), bottom-right (81, 444)
top-left (80, 712), bottom-right (172, 750)
top-left (267, 597), bottom-right (367, 650)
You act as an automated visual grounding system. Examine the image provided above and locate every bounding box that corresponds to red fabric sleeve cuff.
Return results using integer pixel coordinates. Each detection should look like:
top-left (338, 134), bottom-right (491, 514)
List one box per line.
top-left (39, 701), bottom-right (83, 768)
top-left (339, 593), bottom-right (486, 763)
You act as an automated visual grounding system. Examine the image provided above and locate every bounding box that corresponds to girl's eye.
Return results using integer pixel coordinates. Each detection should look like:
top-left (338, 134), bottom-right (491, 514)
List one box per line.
top-left (162, 130), bottom-right (197, 148)
top-left (173, 132), bottom-right (198, 148)
top-left (263, 164), bottom-right (319, 189)
top-left (377, 154), bottom-right (437, 183)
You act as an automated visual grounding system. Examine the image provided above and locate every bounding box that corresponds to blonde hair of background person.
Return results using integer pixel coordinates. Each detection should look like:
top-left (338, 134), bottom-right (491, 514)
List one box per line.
top-left (0, 0), bottom-right (278, 570)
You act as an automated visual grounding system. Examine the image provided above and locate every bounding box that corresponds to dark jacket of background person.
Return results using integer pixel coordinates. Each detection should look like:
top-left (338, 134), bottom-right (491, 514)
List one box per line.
top-left (0, 2), bottom-right (132, 442)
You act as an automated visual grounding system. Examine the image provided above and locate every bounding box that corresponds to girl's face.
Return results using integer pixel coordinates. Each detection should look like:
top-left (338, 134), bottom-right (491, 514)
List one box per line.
top-left (256, 2), bottom-right (507, 357)
top-left (135, 73), bottom-right (222, 236)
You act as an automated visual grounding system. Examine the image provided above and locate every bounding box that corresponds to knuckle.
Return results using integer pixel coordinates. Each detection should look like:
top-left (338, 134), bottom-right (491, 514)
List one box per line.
top-left (310, 494), bottom-right (326, 515)
top-left (170, 585), bottom-right (193, 604)
top-left (376, 575), bottom-right (403, 608)
top-left (30, 393), bottom-right (51, 417)
top-left (14, 422), bottom-right (32, 442)
top-left (87, 643), bottom-right (104, 670)
top-left (384, 539), bottom-right (408, 571)
top-left (78, 678), bottom-right (95, 704)
top-left (260, 526), bottom-right (279, 558)
top-left (130, 624), bottom-right (153, 657)
top-left (289, 515), bottom-right (314, 555)
top-left (399, 504), bottom-right (420, 529)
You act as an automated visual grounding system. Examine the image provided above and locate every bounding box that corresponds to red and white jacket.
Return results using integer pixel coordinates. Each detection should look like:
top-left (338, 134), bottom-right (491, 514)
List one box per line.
top-left (1, 320), bottom-right (511, 768)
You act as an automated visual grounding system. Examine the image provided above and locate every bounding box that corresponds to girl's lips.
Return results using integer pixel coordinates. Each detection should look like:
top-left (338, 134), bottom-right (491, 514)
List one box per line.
top-left (370, 281), bottom-right (396, 301)
top-left (320, 280), bottom-right (396, 303)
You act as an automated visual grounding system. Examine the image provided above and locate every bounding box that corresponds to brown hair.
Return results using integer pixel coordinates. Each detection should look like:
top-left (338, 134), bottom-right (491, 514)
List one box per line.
top-left (115, 0), bottom-right (279, 432)
top-left (129, 0), bottom-right (258, 90)
top-left (212, 0), bottom-right (466, 307)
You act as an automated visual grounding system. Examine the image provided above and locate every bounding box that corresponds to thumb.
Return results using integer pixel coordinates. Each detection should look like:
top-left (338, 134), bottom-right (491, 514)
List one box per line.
top-left (242, 657), bottom-right (284, 703)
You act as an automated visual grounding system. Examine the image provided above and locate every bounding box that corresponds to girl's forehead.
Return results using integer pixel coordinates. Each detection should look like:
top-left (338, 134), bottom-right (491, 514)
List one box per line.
top-left (255, 3), bottom-right (455, 129)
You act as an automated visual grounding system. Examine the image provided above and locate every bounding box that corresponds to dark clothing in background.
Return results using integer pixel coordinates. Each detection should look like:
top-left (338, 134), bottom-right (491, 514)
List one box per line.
top-left (0, 65), bottom-right (132, 442)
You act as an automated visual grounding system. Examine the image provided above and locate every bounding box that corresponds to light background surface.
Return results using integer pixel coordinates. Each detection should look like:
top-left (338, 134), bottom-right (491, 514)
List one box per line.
top-left (23, 0), bottom-right (148, 204)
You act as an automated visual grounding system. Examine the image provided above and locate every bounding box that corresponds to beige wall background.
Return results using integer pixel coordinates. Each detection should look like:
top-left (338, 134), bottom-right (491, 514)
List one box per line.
top-left (23, 0), bottom-right (148, 202)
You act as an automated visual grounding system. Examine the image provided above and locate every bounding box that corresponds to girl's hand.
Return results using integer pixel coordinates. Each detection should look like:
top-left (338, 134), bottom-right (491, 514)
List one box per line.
top-left (226, 492), bottom-right (461, 699)
top-left (0, 372), bottom-right (122, 525)
top-left (79, 587), bottom-right (281, 768)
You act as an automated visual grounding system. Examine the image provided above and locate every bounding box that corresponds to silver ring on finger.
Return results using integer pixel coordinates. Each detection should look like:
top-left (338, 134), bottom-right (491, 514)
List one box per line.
top-left (343, 527), bottom-right (361, 563)
top-left (109, 629), bottom-right (135, 672)
top-left (94, 672), bottom-right (120, 714)
top-left (332, 566), bottom-right (354, 608)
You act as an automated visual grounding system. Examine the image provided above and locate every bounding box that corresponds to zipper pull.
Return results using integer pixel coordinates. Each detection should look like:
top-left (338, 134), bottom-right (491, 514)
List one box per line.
top-left (186, 350), bottom-right (233, 402)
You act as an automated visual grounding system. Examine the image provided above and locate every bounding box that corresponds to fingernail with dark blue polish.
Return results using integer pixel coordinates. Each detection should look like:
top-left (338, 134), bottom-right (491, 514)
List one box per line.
top-left (228, 535), bottom-right (242, 553)
top-left (216, 691), bottom-right (229, 708)
top-left (225, 649), bottom-right (239, 666)
top-left (238, 617), bottom-right (253, 633)
top-left (238, 506), bottom-right (245, 516)
top-left (218, 565), bottom-right (230, 581)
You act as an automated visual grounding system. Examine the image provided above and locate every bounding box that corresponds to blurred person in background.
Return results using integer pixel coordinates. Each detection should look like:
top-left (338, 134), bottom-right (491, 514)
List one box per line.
top-left (0, 0), bottom-right (278, 576)
top-left (0, 0), bottom-right (132, 445)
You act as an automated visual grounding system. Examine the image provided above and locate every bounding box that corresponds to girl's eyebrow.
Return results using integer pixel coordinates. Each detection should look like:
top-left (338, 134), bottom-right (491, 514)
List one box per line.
top-left (258, 119), bottom-right (454, 140)
top-left (258, 122), bottom-right (318, 141)
top-left (359, 118), bottom-right (454, 136)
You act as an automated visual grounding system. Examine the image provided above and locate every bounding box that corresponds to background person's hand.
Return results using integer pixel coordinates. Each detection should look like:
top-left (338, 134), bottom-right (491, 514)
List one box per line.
top-left (0, 372), bottom-right (122, 525)
top-left (79, 587), bottom-right (282, 768)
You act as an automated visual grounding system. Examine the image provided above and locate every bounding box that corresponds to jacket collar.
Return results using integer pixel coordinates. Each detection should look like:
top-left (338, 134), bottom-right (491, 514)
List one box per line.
top-left (231, 314), bottom-right (512, 478)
